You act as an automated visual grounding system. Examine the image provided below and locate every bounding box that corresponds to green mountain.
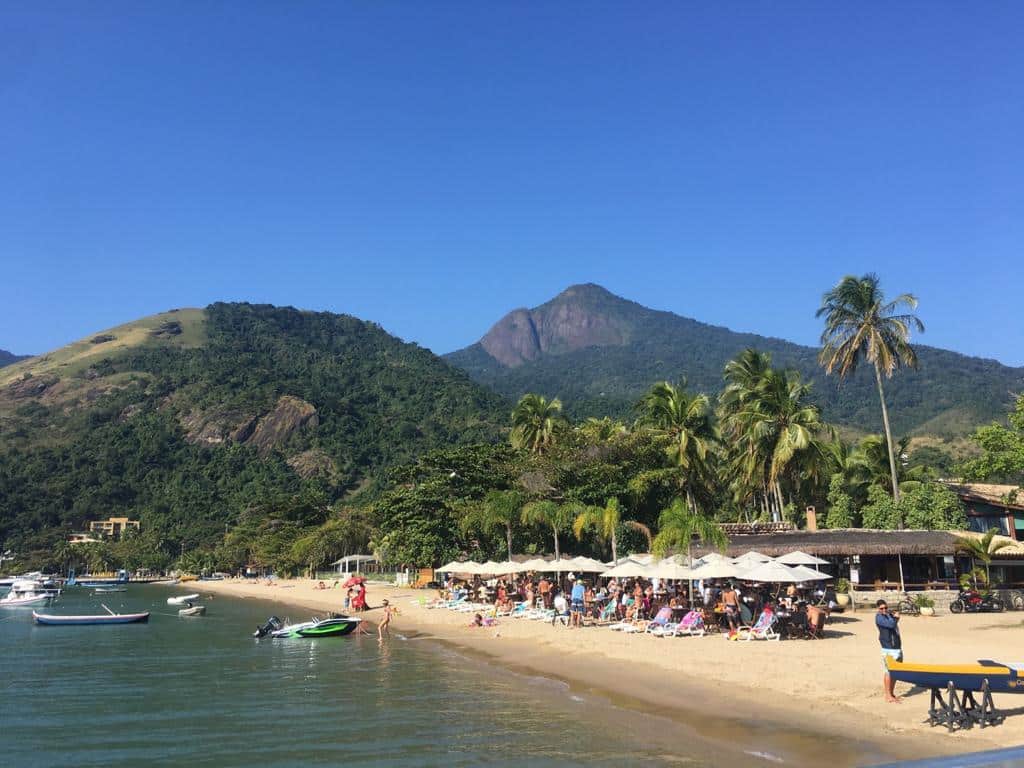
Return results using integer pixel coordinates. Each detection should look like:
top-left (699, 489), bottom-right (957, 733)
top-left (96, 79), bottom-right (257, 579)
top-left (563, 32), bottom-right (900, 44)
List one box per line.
top-left (0, 349), bottom-right (29, 367)
top-left (0, 303), bottom-right (506, 555)
top-left (446, 284), bottom-right (1024, 437)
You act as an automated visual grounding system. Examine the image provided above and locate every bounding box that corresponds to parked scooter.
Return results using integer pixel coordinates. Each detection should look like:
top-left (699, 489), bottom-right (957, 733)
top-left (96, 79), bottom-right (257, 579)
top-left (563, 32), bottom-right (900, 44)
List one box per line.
top-left (948, 589), bottom-right (1005, 614)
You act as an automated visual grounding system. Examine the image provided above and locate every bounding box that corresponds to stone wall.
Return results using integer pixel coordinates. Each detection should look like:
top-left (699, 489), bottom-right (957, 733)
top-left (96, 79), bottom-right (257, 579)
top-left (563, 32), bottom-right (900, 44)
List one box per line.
top-left (850, 587), bottom-right (1024, 615)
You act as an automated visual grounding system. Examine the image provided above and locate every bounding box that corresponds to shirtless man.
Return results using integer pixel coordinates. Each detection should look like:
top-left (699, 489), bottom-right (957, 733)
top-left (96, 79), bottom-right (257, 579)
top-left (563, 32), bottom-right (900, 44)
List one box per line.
top-left (722, 583), bottom-right (741, 633)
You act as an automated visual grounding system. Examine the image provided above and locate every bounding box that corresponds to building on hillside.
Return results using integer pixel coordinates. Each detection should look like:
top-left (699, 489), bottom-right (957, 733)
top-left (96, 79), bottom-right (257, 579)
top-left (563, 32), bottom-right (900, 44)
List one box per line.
top-left (88, 517), bottom-right (140, 539)
top-left (695, 527), bottom-right (1024, 589)
top-left (943, 482), bottom-right (1024, 540)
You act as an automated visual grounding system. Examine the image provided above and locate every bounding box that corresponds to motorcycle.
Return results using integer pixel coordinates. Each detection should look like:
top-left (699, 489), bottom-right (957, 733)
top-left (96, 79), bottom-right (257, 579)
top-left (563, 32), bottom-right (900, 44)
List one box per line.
top-left (948, 589), bottom-right (1005, 614)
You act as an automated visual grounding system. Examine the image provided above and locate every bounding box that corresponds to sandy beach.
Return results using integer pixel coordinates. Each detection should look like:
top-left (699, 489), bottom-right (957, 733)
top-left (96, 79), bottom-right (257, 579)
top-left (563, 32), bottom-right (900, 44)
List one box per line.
top-left (180, 578), bottom-right (1024, 764)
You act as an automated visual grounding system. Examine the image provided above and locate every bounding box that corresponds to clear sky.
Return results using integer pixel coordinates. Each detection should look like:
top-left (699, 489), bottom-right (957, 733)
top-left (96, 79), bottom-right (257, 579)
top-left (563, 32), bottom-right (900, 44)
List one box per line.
top-left (2, 3), bottom-right (1022, 365)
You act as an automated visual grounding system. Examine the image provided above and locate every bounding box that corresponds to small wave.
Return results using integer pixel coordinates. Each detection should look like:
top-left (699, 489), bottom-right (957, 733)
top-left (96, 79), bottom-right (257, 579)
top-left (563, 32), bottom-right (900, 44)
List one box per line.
top-left (745, 750), bottom-right (785, 763)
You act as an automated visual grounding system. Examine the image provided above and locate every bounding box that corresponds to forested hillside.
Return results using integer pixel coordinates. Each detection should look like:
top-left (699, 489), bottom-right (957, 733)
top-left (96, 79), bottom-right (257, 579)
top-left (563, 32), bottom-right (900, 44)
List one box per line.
top-left (0, 303), bottom-right (506, 560)
top-left (447, 284), bottom-right (1024, 437)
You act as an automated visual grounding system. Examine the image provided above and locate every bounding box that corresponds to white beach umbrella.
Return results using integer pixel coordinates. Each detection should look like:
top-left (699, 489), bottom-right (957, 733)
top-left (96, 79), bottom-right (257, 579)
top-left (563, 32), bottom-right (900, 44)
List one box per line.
top-left (600, 559), bottom-right (653, 578)
top-left (693, 552), bottom-right (731, 566)
top-left (478, 560), bottom-right (512, 575)
top-left (437, 560), bottom-right (473, 573)
top-left (568, 556), bottom-right (609, 572)
top-left (732, 551), bottom-right (773, 566)
top-left (647, 560), bottom-right (694, 580)
top-left (740, 560), bottom-right (812, 584)
top-left (689, 560), bottom-right (740, 580)
top-left (786, 564), bottom-right (830, 582)
top-left (776, 551), bottom-right (830, 566)
top-left (518, 558), bottom-right (552, 572)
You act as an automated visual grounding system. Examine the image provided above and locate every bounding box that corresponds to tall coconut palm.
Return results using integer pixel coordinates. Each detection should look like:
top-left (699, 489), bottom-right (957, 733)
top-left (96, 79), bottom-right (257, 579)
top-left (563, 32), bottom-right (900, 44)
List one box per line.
top-left (637, 381), bottom-right (717, 520)
top-left (459, 489), bottom-right (523, 562)
top-left (955, 528), bottom-right (1015, 588)
top-left (817, 274), bottom-right (924, 508)
top-left (521, 500), bottom-right (575, 560)
top-left (510, 394), bottom-right (566, 455)
top-left (849, 434), bottom-right (926, 499)
top-left (572, 497), bottom-right (651, 565)
top-left (652, 497), bottom-right (728, 603)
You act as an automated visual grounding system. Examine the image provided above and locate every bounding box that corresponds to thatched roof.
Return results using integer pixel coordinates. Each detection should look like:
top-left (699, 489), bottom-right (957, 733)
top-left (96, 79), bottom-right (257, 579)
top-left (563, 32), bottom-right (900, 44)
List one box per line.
top-left (692, 529), bottom-right (965, 558)
top-left (943, 482), bottom-right (1024, 511)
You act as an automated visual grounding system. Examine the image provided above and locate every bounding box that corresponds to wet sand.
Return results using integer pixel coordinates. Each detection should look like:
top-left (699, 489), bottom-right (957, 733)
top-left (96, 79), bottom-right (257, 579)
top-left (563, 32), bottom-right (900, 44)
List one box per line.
top-left (180, 579), bottom-right (1024, 765)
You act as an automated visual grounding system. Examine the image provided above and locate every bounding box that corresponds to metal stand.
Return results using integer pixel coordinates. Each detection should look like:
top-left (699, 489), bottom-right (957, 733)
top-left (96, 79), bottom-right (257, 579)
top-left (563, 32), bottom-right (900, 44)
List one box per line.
top-left (927, 680), bottom-right (1003, 731)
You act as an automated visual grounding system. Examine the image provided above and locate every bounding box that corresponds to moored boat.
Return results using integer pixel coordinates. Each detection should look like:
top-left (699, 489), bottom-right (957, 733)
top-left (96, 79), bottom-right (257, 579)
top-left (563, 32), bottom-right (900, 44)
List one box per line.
top-left (886, 658), bottom-right (1024, 694)
top-left (33, 610), bottom-right (150, 625)
top-left (254, 615), bottom-right (361, 638)
top-left (167, 593), bottom-right (200, 605)
top-left (178, 605), bottom-right (206, 617)
top-left (1, 579), bottom-right (58, 608)
top-left (93, 587), bottom-right (127, 594)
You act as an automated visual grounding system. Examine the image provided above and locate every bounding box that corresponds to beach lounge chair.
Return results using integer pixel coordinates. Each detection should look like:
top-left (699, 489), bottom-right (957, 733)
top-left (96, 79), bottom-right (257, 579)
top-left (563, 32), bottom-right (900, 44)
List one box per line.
top-left (594, 600), bottom-right (618, 626)
top-left (635, 605), bottom-right (673, 634)
top-left (737, 610), bottom-right (780, 641)
top-left (651, 609), bottom-right (700, 637)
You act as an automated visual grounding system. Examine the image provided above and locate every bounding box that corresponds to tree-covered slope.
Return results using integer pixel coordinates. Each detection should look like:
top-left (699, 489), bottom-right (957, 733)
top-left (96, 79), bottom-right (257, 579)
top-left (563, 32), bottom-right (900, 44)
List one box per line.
top-left (0, 303), bottom-right (507, 555)
top-left (446, 284), bottom-right (1024, 437)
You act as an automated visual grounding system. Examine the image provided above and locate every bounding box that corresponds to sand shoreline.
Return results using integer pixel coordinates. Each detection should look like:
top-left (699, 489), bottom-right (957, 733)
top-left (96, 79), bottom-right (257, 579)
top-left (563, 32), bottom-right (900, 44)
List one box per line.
top-left (177, 578), bottom-right (1024, 765)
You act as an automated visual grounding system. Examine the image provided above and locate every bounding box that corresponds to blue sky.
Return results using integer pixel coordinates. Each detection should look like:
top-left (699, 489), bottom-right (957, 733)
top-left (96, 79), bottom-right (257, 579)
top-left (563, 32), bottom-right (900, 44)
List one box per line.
top-left (2, 3), bottom-right (1022, 365)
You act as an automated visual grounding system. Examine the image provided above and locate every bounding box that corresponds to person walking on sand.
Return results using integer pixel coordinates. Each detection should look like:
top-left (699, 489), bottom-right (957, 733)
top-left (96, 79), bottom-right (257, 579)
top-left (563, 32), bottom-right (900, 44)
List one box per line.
top-left (876, 599), bottom-right (903, 703)
top-left (377, 599), bottom-right (397, 641)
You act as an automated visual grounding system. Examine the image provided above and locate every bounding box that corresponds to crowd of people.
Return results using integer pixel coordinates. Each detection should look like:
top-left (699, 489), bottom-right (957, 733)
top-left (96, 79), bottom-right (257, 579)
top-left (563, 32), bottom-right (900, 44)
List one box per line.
top-left (436, 571), bottom-right (840, 639)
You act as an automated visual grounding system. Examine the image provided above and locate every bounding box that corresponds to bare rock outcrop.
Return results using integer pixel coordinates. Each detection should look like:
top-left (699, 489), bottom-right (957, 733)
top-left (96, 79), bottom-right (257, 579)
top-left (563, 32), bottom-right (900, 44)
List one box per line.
top-left (287, 449), bottom-right (337, 480)
top-left (245, 396), bottom-right (319, 455)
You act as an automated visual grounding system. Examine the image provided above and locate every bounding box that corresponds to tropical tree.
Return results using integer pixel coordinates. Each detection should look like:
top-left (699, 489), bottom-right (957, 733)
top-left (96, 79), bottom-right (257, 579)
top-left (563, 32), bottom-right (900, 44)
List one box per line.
top-left (651, 497), bottom-right (728, 603)
top-left (955, 528), bottom-right (1015, 588)
top-left (817, 273), bottom-right (924, 510)
top-left (577, 417), bottom-right (628, 443)
top-left (459, 489), bottom-right (524, 562)
top-left (521, 500), bottom-right (574, 560)
top-left (510, 394), bottom-right (567, 455)
top-left (849, 434), bottom-right (926, 499)
top-left (637, 381), bottom-right (717, 521)
top-left (572, 497), bottom-right (651, 564)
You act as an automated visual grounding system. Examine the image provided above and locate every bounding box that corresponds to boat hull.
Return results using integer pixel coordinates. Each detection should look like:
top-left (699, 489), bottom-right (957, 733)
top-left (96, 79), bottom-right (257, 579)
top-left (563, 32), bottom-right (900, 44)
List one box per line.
top-left (167, 594), bottom-right (200, 605)
top-left (886, 659), bottom-right (1024, 694)
top-left (1, 594), bottom-right (53, 607)
top-left (33, 611), bottom-right (150, 625)
top-left (273, 617), bottom-right (360, 638)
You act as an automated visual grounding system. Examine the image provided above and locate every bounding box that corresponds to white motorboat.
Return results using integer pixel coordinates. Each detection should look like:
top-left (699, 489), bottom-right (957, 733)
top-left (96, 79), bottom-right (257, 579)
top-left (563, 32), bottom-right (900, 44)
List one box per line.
top-left (167, 593), bottom-right (200, 605)
top-left (1, 579), bottom-right (57, 608)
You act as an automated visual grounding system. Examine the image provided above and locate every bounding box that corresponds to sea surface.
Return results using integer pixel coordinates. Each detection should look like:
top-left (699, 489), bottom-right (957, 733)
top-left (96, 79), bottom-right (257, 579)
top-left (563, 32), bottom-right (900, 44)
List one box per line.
top-left (1, 586), bottom-right (889, 767)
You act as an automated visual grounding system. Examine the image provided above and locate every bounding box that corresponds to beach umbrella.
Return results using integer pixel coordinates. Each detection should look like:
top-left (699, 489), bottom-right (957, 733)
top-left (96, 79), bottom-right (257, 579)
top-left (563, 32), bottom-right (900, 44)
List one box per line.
top-left (787, 564), bottom-right (830, 582)
top-left (517, 558), bottom-right (551, 573)
top-left (437, 561), bottom-right (471, 573)
top-left (647, 560), bottom-right (693, 580)
top-left (688, 560), bottom-right (740, 580)
top-left (547, 559), bottom-right (578, 573)
top-left (740, 560), bottom-right (812, 584)
top-left (732, 551), bottom-right (773, 566)
top-left (568, 556), bottom-right (608, 572)
top-left (477, 560), bottom-right (509, 575)
top-left (693, 552), bottom-right (731, 565)
top-left (776, 551), bottom-right (830, 567)
top-left (600, 559), bottom-right (653, 578)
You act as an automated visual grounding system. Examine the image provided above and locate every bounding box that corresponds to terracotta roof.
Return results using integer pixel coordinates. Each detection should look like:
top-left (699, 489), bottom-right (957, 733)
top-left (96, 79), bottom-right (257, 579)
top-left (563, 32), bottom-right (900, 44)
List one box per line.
top-left (943, 482), bottom-right (1024, 511)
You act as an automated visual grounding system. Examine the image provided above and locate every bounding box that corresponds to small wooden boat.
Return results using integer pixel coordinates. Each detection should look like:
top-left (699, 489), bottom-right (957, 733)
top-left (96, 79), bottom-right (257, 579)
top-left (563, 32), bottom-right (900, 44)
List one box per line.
top-left (167, 593), bottom-right (200, 605)
top-left (178, 605), bottom-right (206, 617)
top-left (33, 606), bottom-right (150, 625)
top-left (886, 658), bottom-right (1024, 694)
top-left (93, 587), bottom-right (127, 594)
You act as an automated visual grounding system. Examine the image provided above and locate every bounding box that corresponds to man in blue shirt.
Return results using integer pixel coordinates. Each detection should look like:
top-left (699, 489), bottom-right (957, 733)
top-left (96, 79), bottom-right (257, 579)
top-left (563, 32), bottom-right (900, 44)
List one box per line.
top-left (570, 579), bottom-right (586, 628)
top-left (876, 599), bottom-right (903, 703)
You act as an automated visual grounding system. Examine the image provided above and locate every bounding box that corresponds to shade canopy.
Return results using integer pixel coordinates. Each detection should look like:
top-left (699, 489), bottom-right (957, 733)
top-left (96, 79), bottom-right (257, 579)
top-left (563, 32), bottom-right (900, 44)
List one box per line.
top-left (786, 564), bottom-right (831, 582)
top-left (568, 556), bottom-right (609, 572)
top-left (647, 560), bottom-right (694, 580)
top-left (692, 552), bottom-right (731, 566)
top-left (479, 560), bottom-right (518, 575)
top-left (517, 558), bottom-right (553, 572)
top-left (600, 559), bottom-right (652, 578)
top-left (776, 551), bottom-right (830, 566)
top-left (688, 560), bottom-right (740, 580)
top-left (741, 560), bottom-right (818, 584)
top-left (732, 551), bottom-right (774, 565)
top-left (437, 560), bottom-right (476, 573)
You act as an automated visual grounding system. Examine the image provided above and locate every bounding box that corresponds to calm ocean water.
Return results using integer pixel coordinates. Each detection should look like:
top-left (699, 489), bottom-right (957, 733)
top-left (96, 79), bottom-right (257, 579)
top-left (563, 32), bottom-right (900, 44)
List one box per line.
top-left (1, 586), bottom-right (711, 767)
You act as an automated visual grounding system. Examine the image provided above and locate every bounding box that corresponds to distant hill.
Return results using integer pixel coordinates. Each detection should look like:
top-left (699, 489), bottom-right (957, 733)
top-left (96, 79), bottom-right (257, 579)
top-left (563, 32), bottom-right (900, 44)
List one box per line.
top-left (0, 303), bottom-right (506, 553)
top-left (0, 349), bottom-right (29, 367)
top-left (446, 284), bottom-right (1024, 437)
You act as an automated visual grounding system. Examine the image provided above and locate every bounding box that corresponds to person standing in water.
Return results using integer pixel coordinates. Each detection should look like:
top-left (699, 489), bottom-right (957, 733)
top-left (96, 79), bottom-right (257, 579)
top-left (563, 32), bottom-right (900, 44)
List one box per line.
top-left (377, 599), bottom-right (397, 641)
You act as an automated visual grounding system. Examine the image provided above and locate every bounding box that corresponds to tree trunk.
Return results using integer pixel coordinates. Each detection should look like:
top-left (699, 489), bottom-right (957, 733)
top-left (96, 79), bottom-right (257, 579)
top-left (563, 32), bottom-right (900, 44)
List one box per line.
top-left (874, 360), bottom-right (903, 512)
top-left (506, 523), bottom-right (513, 563)
top-left (611, 530), bottom-right (618, 565)
top-left (774, 480), bottom-right (785, 522)
top-left (553, 526), bottom-right (560, 560)
top-left (687, 540), bottom-right (694, 606)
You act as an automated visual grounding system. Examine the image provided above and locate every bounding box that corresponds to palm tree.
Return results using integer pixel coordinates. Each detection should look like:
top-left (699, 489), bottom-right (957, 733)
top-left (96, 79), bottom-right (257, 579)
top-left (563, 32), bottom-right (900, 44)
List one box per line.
top-left (652, 497), bottom-right (728, 604)
top-left (510, 394), bottom-right (566, 455)
top-left (817, 274), bottom-right (924, 508)
top-left (572, 497), bottom-right (651, 564)
top-left (849, 434), bottom-right (926, 499)
top-left (521, 500), bottom-right (574, 560)
top-left (637, 381), bottom-right (717, 521)
top-left (459, 489), bottom-right (523, 562)
top-left (578, 417), bottom-right (628, 443)
top-left (955, 528), bottom-right (1015, 588)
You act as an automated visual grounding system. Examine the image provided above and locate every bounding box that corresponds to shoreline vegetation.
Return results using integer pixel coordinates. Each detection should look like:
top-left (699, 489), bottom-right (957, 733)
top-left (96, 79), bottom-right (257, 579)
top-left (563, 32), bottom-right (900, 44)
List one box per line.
top-left (182, 578), bottom-right (1024, 765)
